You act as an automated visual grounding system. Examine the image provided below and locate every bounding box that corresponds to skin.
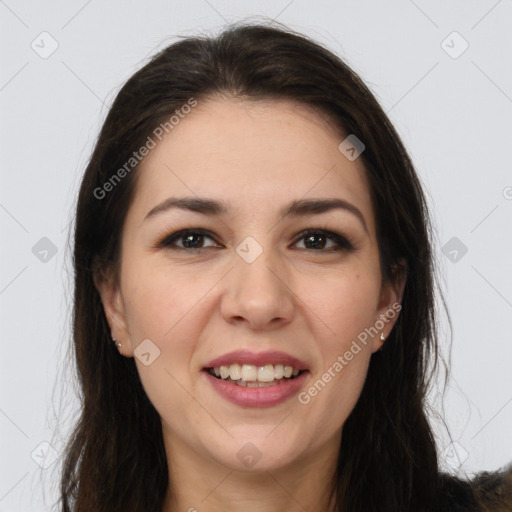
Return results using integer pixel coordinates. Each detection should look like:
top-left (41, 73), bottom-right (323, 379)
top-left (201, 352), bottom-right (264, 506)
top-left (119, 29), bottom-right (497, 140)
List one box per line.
top-left (95, 97), bottom-right (406, 512)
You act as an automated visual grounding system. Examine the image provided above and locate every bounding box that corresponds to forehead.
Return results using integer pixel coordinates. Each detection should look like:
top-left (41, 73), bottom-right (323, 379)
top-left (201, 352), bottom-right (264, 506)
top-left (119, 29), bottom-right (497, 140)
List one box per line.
top-left (129, 97), bottom-right (375, 230)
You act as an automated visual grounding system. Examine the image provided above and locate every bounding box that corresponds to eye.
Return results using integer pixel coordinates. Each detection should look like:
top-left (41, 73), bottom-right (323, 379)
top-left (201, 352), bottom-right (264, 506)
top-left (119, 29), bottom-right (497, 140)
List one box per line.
top-left (292, 229), bottom-right (355, 252)
top-left (157, 229), bottom-right (220, 250)
top-left (156, 228), bottom-right (355, 252)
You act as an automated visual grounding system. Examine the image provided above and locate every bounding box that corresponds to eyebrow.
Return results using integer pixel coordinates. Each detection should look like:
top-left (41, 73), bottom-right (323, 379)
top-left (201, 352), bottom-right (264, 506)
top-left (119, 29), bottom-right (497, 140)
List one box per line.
top-left (144, 196), bottom-right (368, 233)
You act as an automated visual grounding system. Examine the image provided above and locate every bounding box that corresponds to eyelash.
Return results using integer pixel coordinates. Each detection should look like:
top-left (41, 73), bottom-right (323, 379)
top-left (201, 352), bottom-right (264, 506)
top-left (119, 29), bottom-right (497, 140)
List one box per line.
top-left (156, 228), bottom-right (356, 253)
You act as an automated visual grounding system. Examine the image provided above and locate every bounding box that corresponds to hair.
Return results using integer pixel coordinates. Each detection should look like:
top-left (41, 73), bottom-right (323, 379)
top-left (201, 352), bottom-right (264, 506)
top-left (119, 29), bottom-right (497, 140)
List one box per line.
top-left (61, 20), bottom-right (455, 512)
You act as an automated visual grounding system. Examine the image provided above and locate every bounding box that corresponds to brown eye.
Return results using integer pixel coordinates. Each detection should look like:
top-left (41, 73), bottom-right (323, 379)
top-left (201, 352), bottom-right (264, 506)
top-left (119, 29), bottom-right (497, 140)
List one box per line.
top-left (156, 228), bottom-right (355, 253)
top-left (159, 229), bottom-right (220, 250)
top-left (294, 229), bottom-right (355, 252)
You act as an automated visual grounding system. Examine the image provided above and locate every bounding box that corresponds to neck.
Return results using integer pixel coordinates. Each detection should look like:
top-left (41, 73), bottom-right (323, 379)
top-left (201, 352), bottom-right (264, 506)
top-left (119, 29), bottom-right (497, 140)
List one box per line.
top-left (161, 429), bottom-right (341, 512)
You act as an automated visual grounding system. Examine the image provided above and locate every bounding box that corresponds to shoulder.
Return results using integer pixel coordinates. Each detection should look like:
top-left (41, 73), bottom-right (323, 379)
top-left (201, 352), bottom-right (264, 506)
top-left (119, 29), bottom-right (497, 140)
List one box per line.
top-left (471, 463), bottom-right (512, 511)
top-left (437, 462), bottom-right (512, 512)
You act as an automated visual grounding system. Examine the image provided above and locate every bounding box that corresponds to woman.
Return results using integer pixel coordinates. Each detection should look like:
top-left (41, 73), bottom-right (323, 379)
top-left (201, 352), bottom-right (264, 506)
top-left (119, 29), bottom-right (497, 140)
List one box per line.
top-left (60, 21), bottom-right (512, 511)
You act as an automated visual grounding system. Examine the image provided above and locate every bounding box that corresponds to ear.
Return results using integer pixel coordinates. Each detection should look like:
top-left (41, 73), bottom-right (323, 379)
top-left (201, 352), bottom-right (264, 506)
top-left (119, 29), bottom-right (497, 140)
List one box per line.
top-left (371, 259), bottom-right (407, 353)
top-left (93, 267), bottom-right (134, 357)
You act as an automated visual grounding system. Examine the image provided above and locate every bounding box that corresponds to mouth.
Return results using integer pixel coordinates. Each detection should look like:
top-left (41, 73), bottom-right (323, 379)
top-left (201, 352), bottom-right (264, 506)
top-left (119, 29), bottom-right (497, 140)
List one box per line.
top-left (201, 349), bottom-right (310, 407)
top-left (201, 364), bottom-right (310, 408)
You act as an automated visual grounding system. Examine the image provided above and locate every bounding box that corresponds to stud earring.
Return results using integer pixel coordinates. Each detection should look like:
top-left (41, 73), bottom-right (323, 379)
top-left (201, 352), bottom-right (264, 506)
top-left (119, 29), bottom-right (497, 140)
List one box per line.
top-left (112, 337), bottom-right (121, 348)
top-left (377, 332), bottom-right (386, 352)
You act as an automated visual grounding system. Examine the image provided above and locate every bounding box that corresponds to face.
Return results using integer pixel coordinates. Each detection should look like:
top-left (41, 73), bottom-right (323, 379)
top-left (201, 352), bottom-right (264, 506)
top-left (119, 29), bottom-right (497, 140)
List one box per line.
top-left (96, 97), bottom-right (404, 475)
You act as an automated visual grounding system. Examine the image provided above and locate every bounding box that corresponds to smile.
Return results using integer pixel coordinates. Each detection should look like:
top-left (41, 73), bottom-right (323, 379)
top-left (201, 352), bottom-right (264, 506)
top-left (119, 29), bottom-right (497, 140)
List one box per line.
top-left (203, 366), bottom-right (309, 407)
top-left (207, 363), bottom-right (303, 386)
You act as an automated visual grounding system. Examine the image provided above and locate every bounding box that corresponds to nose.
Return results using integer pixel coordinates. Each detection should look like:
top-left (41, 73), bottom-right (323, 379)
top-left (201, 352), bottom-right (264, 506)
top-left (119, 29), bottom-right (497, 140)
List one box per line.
top-left (220, 247), bottom-right (295, 331)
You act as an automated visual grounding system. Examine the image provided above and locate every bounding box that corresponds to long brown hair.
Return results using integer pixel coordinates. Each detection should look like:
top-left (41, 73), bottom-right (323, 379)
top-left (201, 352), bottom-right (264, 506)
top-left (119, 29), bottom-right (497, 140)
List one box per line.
top-left (61, 20), bottom-right (451, 511)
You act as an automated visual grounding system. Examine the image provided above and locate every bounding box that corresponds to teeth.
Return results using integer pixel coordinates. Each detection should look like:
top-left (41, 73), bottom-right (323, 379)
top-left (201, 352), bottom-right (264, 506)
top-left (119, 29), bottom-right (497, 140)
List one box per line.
top-left (258, 364), bottom-right (274, 382)
top-left (229, 363), bottom-right (241, 380)
top-left (241, 364), bottom-right (258, 381)
top-left (209, 363), bottom-right (302, 383)
top-left (274, 364), bottom-right (284, 379)
top-left (220, 366), bottom-right (229, 379)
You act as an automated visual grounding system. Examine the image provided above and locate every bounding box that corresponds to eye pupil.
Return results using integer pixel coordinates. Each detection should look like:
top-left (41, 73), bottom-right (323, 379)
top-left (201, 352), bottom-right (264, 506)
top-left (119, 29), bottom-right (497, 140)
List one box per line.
top-left (183, 233), bottom-right (203, 248)
top-left (304, 234), bottom-right (326, 249)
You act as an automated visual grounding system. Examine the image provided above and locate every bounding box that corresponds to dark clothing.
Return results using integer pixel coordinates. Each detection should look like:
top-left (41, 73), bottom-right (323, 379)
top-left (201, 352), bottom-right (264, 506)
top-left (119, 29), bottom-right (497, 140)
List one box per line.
top-left (438, 464), bottom-right (512, 511)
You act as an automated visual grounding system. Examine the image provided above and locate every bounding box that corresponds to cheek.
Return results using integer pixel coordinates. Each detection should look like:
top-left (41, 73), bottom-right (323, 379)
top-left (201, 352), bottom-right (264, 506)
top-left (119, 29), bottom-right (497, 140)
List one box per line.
top-left (299, 271), bottom-right (378, 417)
top-left (121, 259), bottom-right (213, 341)
top-left (119, 262), bottom-right (209, 432)
top-left (301, 332), bottom-right (373, 434)
top-left (304, 269), bottom-right (381, 342)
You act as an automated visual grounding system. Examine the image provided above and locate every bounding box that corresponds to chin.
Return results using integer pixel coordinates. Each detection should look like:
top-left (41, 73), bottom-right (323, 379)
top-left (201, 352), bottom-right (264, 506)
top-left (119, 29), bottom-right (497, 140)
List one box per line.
top-left (205, 436), bottom-right (304, 473)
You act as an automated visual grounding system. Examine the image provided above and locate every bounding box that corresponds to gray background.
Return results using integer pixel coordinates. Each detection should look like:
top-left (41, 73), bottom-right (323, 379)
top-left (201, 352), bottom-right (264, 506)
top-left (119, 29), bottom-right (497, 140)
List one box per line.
top-left (1, 0), bottom-right (511, 510)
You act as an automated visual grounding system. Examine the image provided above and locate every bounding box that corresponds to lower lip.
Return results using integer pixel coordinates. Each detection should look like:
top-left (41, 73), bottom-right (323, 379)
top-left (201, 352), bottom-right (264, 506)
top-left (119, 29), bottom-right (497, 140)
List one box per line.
top-left (202, 370), bottom-right (309, 408)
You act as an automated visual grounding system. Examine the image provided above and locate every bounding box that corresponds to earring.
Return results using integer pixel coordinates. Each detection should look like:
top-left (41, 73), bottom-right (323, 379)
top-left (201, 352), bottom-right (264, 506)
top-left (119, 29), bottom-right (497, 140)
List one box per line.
top-left (377, 332), bottom-right (386, 352)
top-left (112, 337), bottom-right (121, 348)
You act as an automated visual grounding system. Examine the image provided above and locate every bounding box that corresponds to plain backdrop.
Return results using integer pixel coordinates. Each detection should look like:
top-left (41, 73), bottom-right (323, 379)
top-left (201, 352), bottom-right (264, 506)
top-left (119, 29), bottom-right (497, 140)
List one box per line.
top-left (1, 0), bottom-right (511, 510)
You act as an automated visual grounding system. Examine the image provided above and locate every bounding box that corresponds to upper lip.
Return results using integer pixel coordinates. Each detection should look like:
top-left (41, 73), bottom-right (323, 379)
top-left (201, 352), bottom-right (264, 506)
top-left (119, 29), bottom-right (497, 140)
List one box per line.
top-left (203, 350), bottom-right (310, 370)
